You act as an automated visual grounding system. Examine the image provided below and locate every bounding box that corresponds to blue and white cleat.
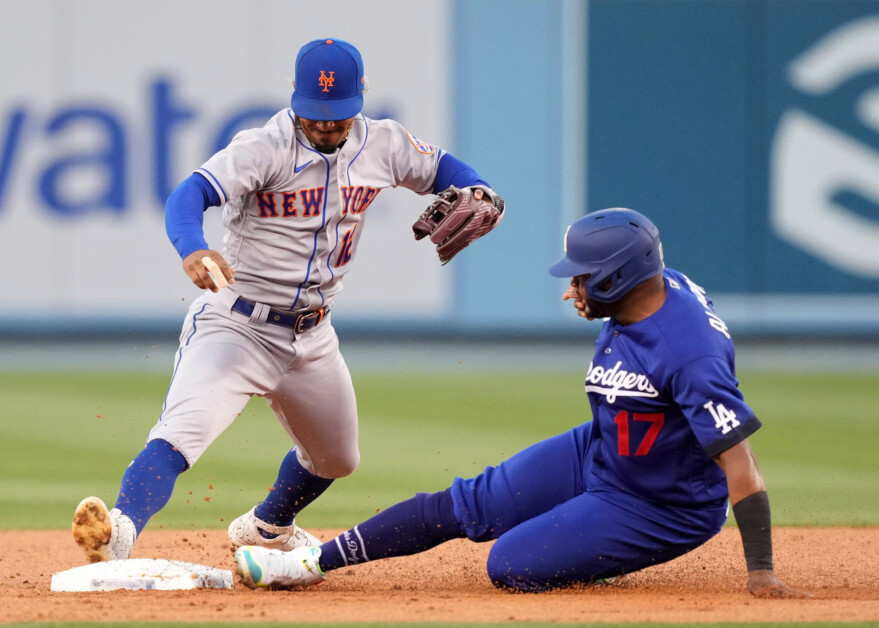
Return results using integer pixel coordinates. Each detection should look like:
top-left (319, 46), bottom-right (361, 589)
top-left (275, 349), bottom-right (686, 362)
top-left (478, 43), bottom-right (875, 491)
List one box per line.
top-left (235, 545), bottom-right (325, 589)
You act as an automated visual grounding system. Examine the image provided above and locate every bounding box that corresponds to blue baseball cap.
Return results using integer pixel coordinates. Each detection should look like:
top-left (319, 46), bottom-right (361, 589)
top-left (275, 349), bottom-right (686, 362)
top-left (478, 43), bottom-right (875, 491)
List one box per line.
top-left (291, 38), bottom-right (365, 121)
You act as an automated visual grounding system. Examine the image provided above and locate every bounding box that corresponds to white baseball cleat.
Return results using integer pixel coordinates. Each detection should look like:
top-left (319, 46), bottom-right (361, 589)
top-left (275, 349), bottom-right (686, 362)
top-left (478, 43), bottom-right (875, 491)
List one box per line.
top-left (228, 505), bottom-right (320, 551)
top-left (71, 496), bottom-right (136, 563)
top-left (235, 545), bottom-right (325, 589)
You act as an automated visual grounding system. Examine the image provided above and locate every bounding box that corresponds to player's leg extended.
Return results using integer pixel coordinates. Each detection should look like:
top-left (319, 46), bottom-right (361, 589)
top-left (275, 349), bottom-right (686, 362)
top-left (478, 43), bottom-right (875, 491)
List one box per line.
top-left (240, 320), bottom-right (358, 535)
top-left (74, 297), bottom-right (275, 562)
top-left (318, 423), bottom-right (592, 570)
top-left (235, 487), bottom-right (461, 588)
top-left (485, 491), bottom-right (727, 591)
top-left (234, 424), bottom-right (593, 587)
top-left (451, 421), bottom-right (595, 541)
top-left (71, 439), bottom-right (190, 562)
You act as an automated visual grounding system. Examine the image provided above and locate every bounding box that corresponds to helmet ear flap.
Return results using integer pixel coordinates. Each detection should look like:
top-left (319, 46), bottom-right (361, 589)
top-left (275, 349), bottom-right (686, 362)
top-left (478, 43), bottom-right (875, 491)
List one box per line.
top-left (549, 208), bottom-right (665, 302)
top-left (596, 275), bottom-right (616, 295)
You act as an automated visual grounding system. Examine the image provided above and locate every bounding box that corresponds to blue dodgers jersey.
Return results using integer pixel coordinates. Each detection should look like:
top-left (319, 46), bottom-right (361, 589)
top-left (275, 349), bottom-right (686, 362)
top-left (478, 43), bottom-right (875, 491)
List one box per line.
top-left (584, 269), bottom-right (761, 508)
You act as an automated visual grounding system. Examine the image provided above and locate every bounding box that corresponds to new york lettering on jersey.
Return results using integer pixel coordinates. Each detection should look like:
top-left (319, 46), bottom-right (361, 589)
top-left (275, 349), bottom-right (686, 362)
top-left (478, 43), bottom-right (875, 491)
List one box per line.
top-left (194, 110), bottom-right (443, 307)
top-left (253, 187), bottom-right (379, 219)
top-left (254, 189), bottom-right (332, 218)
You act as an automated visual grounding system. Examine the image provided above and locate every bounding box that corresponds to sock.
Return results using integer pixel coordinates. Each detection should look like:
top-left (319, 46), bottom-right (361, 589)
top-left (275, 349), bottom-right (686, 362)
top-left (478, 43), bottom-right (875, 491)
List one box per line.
top-left (319, 487), bottom-right (463, 573)
top-left (254, 448), bottom-right (334, 532)
top-left (115, 439), bottom-right (188, 535)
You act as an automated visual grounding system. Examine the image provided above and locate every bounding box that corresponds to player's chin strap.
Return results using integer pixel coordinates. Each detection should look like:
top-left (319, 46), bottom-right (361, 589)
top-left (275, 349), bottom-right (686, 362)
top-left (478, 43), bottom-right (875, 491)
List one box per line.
top-left (732, 491), bottom-right (774, 571)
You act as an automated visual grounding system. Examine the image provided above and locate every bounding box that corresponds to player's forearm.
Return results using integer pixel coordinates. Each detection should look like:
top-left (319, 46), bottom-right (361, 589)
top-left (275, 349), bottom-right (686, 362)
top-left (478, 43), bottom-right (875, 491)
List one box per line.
top-left (432, 152), bottom-right (490, 194)
top-left (715, 441), bottom-right (775, 574)
top-left (714, 440), bottom-right (766, 505)
top-left (165, 173), bottom-right (218, 258)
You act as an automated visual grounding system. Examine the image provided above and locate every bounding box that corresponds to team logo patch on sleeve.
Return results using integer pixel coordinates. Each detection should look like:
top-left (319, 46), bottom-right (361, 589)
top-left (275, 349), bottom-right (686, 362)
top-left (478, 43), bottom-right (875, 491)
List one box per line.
top-left (406, 130), bottom-right (436, 155)
top-left (703, 400), bottom-right (741, 434)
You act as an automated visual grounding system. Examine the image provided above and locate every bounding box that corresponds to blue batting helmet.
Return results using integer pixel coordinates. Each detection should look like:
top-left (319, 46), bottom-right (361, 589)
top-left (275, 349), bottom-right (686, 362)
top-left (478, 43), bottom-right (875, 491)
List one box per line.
top-left (548, 208), bottom-right (664, 303)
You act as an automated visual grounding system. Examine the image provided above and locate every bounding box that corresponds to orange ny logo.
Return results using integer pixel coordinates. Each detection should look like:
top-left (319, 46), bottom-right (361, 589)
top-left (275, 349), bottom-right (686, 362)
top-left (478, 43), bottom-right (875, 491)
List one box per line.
top-left (319, 71), bottom-right (335, 92)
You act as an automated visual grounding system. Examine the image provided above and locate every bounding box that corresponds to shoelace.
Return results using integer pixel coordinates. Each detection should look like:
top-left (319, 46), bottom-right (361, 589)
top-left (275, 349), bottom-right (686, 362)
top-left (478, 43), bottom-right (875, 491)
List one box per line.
top-left (291, 528), bottom-right (311, 543)
top-left (265, 550), bottom-right (307, 583)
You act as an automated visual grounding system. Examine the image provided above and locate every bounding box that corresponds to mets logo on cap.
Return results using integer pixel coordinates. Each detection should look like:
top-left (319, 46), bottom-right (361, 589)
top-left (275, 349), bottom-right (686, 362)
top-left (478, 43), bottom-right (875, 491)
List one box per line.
top-left (319, 71), bottom-right (335, 92)
top-left (291, 38), bottom-right (365, 121)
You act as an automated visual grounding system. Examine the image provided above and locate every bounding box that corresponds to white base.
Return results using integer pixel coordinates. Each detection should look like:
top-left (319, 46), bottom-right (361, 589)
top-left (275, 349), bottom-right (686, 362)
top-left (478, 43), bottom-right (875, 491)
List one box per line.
top-left (50, 558), bottom-right (234, 592)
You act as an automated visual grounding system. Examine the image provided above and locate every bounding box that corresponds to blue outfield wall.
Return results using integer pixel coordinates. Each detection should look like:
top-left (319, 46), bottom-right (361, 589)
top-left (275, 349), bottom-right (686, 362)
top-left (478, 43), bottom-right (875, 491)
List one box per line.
top-left (2, 0), bottom-right (879, 340)
top-left (450, 0), bottom-right (576, 329)
top-left (437, 0), bottom-right (879, 339)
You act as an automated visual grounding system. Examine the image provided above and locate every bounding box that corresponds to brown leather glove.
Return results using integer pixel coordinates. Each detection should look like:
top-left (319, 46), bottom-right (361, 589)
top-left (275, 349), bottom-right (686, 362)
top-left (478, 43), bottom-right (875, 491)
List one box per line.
top-left (412, 186), bottom-right (504, 265)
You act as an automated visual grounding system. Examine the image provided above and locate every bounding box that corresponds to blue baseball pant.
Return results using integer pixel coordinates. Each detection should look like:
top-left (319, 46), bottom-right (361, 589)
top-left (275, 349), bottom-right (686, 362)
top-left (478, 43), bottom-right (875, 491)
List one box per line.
top-left (450, 421), bottom-right (727, 591)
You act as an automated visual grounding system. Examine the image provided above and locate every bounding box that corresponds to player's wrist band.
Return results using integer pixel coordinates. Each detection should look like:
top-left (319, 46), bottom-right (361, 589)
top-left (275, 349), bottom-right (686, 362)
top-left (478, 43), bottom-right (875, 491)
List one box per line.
top-left (732, 490), bottom-right (774, 572)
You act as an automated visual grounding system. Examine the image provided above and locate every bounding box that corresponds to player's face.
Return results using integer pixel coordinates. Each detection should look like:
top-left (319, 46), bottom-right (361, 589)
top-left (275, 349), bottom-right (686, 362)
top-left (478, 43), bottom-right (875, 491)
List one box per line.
top-left (298, 117), bottom-right (355, 153)
top-left (563, 275), bottom-right (617, 320)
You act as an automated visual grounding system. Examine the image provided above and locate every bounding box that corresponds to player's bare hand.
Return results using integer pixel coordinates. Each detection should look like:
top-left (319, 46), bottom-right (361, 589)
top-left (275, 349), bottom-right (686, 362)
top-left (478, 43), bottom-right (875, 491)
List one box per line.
top-left (747, 570), bottom-right (812, 599)
top-left (562, 280), bottom-right (592, 319)
top-left (183, 250), bottom-right (235, 293)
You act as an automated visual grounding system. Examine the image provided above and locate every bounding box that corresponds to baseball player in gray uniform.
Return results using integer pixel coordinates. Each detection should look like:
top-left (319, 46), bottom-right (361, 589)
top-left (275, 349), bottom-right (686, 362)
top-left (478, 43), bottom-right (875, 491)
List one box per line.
top-left (71, 37), bottom-right (504, 562)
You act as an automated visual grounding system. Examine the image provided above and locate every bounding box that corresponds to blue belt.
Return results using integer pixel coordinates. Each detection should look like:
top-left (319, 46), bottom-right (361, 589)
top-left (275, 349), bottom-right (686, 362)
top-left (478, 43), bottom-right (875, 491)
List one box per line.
top-left (232, 297), bottom-right (329, 333)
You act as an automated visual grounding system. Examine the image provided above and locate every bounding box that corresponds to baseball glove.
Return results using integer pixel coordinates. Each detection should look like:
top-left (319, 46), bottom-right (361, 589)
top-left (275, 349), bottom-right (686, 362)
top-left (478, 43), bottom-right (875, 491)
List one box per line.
top-left (412, 186), bottom-right (505, 264)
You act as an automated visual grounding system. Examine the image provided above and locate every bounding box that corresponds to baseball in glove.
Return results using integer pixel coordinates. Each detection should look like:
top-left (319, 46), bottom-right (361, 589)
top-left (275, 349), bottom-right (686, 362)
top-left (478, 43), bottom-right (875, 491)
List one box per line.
top-left (412, 186), bottom-right (505, 264)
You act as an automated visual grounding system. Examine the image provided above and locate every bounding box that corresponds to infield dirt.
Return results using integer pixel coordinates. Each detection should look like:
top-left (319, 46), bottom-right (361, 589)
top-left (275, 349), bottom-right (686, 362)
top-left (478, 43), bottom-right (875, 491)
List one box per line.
top-left (2, 527), bottom-right (877, 624)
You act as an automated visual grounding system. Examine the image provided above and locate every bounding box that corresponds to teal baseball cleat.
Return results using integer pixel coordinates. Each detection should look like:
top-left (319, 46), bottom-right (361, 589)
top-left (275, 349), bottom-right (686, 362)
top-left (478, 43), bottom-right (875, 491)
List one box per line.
top-left (235, 545), bottom-right (325, 589)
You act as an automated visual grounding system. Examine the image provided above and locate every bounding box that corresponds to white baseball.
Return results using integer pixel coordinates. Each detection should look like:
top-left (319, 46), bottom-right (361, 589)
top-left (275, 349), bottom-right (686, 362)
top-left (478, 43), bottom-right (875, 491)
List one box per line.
top-left (201, 256), bottom-right (228, 289)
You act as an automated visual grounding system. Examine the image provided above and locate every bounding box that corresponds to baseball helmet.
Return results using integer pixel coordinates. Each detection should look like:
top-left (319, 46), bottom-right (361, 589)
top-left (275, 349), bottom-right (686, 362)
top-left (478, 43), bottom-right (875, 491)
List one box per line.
top-left (291, 38), bottom-right (365, 121)
top-left (548, 208), bottom-right (664, 303)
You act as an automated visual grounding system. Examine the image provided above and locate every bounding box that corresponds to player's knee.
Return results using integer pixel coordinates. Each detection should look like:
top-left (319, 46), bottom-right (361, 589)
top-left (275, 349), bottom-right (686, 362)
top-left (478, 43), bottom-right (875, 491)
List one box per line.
top-left (486, 552), bottom-right (553, 593)
top-left (485, 541), bottom-right (553, 592)
top-left (328, 457), bottom-right (359, 478)
top-left (308, 450), bottom-right (360, 479)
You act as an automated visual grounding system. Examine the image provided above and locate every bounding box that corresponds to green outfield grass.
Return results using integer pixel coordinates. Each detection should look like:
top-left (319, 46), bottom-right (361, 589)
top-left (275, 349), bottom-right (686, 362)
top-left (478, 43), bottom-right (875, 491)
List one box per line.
top-left (0, 370), bottom-right (876, 530)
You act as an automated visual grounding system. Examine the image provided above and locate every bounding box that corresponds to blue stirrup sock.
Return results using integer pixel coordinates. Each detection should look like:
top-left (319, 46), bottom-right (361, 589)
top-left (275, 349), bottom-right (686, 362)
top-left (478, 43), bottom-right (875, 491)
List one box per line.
top-left (318, 487), bottom-right (463, 572)
top-left (254, 448), bottom-right (334, 531)
top-left (114, 439), bottom-right (188, 536)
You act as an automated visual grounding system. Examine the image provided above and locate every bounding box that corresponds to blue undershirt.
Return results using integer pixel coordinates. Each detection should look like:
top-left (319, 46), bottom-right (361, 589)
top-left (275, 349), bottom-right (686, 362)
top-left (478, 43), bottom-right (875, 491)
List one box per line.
top-left (164, 172), bottom-right (219, 259)
top-left (432, 151), bottom-right (489, 195)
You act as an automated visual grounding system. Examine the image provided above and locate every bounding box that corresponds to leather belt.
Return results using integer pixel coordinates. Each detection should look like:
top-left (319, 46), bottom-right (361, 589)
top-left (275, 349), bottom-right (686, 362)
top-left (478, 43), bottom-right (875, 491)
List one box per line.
top-left (232, 297), bottom-right (329, 333)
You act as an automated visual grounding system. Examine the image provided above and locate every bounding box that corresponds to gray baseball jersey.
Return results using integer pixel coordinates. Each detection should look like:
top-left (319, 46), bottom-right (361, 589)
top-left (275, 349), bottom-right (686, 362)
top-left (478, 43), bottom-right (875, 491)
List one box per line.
top-left (197, 110), bottom-right (442, 310)
top-left (149, 110), bottom-right (446, 474)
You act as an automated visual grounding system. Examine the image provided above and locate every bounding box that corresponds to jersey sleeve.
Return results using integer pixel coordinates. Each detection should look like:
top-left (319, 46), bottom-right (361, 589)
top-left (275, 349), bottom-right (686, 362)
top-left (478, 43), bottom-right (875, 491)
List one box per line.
top-left (165, 173), bottom-right (221, 259)
top-left (195, 129), bottom-right (282, 204)
top-left (386, 123), bottom-right (445, 195)
top-left (433, 152), bottom-right (490, 193)
top-left (669, 355), bottom-right (761, 458)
